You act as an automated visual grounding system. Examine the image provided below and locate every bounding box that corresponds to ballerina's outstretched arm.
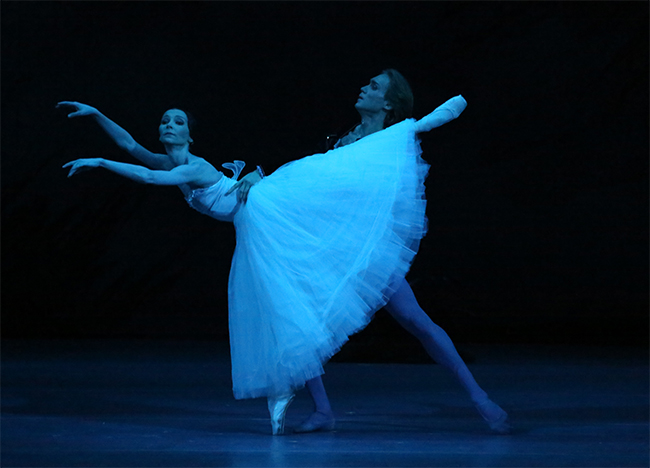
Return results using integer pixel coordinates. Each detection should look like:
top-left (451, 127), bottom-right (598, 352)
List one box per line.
top-left (414, 95), bottom-right (467, 133)
top-left (56, 101), bottom-right (169, 170)
top-left (63, 157), bottom-right (222, 187)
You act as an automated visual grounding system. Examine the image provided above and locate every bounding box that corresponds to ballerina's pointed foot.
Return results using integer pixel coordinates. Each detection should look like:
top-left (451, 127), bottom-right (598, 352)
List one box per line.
top-left (268, 394), bottom-right (295, 435)
top-left (293, 411), bottom-right (336, 433)
top-left (475, 399), bottom-right (512, 435)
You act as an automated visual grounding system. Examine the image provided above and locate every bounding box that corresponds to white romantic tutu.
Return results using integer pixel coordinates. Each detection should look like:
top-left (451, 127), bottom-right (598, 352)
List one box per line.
top-left (187, 119), bottom-right (429, 399)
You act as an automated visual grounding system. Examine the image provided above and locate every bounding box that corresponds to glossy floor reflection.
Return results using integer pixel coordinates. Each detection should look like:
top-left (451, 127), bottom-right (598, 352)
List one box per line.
top-left (2, 340), bottom-right (648, 467)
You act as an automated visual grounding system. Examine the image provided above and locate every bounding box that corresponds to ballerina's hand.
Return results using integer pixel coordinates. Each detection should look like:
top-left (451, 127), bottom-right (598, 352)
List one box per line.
top-left (56, 101), bottom-right (99, 118)
top-left (225, 170), bottom-right (262, 203)
top-left (63, 158), bottom-right (102, 177)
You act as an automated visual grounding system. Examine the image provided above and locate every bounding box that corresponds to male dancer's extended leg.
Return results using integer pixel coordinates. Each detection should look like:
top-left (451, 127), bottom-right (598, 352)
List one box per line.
top-left (384, 278), bottom-right (510, 433)
top-left (295, 279), bottom-right (510, 434)
top-left (384, 279), bottom-right (488, 402)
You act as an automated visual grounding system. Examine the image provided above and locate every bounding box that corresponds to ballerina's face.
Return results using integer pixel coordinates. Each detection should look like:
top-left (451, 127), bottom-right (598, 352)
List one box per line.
top-left (159, 109), bottom-right (193, 146)
top-left (355, 74), bottom-right (392, 114)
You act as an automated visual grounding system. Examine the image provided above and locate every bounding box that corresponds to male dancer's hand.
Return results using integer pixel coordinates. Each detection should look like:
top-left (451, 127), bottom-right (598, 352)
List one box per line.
top-left (225, 170), bottom-right (262, 203)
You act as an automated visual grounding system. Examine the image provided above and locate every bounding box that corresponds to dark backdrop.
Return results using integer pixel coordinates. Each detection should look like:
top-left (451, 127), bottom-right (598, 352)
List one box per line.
top-left (2, 2), bottom-right (648, 352)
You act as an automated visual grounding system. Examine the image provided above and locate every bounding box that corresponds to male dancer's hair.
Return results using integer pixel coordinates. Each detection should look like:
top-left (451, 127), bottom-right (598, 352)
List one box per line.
top-left (382, 69), bottom-right (414, 128)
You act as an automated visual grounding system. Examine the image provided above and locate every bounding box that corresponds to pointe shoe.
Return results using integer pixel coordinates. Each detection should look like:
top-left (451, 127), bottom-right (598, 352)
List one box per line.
top-left (475, 399), bottom-right (512, 435)
top-left (293, 411), bottom-right (336, 433)
top-left (267, 394), bottom-right (295, 435)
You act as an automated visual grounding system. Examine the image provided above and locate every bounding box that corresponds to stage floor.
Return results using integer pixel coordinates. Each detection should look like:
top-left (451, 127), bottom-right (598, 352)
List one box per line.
top-left (2, 339), bottom-right (648, 467)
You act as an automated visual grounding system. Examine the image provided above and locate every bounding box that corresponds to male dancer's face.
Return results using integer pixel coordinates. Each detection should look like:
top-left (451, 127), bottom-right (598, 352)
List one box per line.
top-left (355, 74), bottom-right (391, 114)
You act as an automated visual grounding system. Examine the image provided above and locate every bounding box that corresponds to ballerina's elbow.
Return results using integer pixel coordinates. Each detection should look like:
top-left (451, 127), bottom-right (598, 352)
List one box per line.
top-left (119, 139), bottom-right (137, 153)
top-left (140, 169), bottom-right (159, 185)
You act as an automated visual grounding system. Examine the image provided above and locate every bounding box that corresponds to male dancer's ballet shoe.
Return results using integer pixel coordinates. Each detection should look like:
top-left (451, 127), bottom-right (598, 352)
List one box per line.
top-left (267, 394), bottom-right (295, 435)
top-left (293, 411), bottom-right (336, 433)
top-left (475, 399), bottom-right (512, 435)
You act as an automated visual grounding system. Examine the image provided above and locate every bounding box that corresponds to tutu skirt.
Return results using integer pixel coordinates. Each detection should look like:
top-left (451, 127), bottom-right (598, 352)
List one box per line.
top-left (223, 119), bottom-right (429, 399)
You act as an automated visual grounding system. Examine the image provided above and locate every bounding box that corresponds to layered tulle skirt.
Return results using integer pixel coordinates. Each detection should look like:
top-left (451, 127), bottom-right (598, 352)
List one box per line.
top-left (225, 119), bottom-right (429, 399)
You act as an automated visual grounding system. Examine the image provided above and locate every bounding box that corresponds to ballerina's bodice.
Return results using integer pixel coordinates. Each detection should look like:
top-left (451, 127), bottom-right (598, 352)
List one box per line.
top-left (185, 160), bottom-right (244, 222)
